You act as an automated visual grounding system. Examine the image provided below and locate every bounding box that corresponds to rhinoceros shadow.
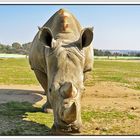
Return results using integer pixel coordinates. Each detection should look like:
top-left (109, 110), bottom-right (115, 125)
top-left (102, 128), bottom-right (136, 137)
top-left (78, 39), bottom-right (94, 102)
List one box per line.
top-left (0, 88), bottom-right (44, 104)
top-left (0, 88), bottom-right (53, 136)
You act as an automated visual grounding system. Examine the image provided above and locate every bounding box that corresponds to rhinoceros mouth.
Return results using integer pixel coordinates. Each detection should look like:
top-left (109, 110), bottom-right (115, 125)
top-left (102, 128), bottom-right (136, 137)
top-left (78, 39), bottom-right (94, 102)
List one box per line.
top-left (51, 121), bottom-right (81, 133)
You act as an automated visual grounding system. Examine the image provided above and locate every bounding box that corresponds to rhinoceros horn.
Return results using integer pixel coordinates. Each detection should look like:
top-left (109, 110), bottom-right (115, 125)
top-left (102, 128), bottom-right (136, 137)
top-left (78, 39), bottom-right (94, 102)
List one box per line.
top-left (63, 102), bottom-right (76, 124)
top-left (60, 82), bottom-right (77, 99)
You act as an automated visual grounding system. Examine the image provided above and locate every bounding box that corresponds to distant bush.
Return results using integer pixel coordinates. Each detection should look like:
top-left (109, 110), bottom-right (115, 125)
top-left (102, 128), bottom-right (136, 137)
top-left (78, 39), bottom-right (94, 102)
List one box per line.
top-left (0, 42), bottom-right (140, 57)
top-left (0, 42), bottom-right (31, 55)
top-left (94, 48), bottom-right (140, 57)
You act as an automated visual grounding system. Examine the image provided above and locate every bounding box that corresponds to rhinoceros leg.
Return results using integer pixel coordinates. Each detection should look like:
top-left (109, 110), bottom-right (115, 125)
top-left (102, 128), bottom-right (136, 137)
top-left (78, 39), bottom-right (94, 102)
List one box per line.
top-left (34, 69), bottom-right (53, 113)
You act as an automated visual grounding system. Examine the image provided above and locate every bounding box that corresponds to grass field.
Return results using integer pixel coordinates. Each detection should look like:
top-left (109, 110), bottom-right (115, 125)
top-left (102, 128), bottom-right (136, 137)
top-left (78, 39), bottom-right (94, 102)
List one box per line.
top-left (1, 58), bottom-right (140, 90)
top-left (92, 60), bottom-right (140, 90)
top-left (0, 101), bottom-right (137, 135)
top-left (0, 58), bottom-right (140, 135)
top-left (0, 58), bottom-right (38, 85)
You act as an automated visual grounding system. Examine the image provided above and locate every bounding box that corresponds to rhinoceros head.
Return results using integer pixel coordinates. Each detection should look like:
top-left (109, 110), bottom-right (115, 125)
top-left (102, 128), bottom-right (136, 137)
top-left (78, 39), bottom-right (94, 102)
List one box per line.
top-left (39, 27), bottom-right (93, 132)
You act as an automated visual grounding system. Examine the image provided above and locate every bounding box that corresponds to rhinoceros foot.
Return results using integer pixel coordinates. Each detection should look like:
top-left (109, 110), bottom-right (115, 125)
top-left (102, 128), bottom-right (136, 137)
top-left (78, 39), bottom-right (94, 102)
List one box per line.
top-left (42, 102), bottom-right (53, 113)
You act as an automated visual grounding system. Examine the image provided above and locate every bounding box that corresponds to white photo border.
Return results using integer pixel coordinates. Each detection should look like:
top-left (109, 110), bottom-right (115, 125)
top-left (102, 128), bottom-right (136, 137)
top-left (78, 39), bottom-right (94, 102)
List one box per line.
top-left (0, 1), bottom-right (140, 140)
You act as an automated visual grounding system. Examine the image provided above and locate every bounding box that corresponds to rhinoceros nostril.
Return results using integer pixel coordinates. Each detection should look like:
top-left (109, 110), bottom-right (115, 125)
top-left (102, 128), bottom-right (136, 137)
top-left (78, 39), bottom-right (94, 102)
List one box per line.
top-left (49, 88), bottom-right (52, 92)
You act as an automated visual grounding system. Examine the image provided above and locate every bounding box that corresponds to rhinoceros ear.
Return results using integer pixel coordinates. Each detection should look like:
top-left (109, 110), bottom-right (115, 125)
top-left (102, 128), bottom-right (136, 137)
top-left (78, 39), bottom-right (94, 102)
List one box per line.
top-left (39, 27), bottom-right (53, 47)
top-left (79, 27), bottom-right (93, 48)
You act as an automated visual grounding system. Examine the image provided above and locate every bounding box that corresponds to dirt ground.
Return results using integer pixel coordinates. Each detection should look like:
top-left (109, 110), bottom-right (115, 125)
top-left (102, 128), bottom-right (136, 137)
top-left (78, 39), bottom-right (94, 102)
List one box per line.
top-left (0, 85), bottom-right (46, 106)
top-left (83, 82), bottom-right (140, 113)
top-left (1, 82), bottom-right (140, 113)
top-left (0, 82), bottom-right (140, 135)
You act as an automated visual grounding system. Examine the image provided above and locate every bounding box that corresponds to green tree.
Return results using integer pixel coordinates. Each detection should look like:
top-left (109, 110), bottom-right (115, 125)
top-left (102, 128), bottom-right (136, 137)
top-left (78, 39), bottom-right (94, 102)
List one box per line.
top-left (12, 42), bottom-right (22, 49)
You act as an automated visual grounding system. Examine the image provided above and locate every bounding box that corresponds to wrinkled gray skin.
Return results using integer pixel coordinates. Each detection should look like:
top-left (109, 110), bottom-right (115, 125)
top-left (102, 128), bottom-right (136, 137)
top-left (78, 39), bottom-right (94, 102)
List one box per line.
top-left (29, 9), bottom-right (94, 133)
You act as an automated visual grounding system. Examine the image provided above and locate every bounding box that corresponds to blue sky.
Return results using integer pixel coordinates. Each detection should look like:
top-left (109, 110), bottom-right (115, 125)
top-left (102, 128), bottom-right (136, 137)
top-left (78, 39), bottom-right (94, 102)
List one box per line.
top-left (0, 5), bottom-right (140, 50)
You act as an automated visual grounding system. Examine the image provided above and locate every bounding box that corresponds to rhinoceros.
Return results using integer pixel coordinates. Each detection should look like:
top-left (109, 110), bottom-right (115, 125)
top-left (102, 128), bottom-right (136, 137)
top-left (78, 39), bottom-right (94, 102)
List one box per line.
top-left (29, 9), bottom-right (94, 133)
